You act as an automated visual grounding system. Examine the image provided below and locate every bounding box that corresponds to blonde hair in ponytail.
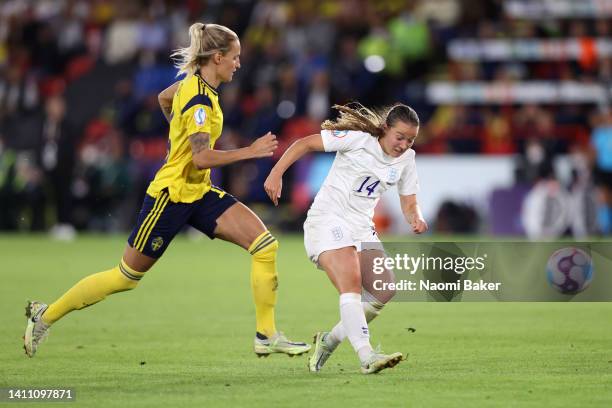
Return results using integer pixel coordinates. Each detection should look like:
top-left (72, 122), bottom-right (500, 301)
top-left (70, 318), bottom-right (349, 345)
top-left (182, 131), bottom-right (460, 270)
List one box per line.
top-left (172, 22), bottom-right (239, 78)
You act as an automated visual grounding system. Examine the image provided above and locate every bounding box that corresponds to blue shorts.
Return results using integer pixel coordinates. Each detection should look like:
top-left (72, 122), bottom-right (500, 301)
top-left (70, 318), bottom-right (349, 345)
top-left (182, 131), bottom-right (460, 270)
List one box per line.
top-left (127, 186), bottom-right (238, 258)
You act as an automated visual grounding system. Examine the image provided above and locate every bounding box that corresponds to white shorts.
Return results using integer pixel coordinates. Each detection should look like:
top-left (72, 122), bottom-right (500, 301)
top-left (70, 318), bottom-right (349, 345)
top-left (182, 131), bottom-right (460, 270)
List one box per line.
top-left (303, 215), bottom-right (383, 266)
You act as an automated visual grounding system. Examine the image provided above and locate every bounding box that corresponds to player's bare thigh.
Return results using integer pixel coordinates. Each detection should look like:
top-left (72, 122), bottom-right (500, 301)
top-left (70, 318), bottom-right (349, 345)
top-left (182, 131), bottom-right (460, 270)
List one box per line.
top-left (213, 202), bottom-right (268, 250)
top-left (318, 246), bottom-right (362, 294)
top-left (359, 249), bottom-right (396, 303)
top-left (122, 245), bottom-right (157, 272)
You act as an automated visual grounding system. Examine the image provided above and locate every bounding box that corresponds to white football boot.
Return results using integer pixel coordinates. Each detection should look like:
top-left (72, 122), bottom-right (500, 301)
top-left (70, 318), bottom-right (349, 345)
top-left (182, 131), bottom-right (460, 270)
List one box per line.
top-left (254, 332), bottom-right (311, 357)
top-left (24, 301), bottom-right (50, 357)
top-left (308, 332), bottom-right (337, 372)
top-left (360, 348), bottom-right (404, 374)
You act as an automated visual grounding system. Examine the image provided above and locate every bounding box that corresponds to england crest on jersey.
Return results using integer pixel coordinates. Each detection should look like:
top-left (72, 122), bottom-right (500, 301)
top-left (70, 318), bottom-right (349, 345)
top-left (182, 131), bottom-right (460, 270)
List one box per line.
top-left (388, 168), bottom-right (398, 184)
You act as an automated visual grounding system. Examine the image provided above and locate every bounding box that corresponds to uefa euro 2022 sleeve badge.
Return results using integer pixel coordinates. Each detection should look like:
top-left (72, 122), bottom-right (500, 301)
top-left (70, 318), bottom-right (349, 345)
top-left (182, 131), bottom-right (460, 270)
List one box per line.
top-left (194, 107), bottom-right (206, 126)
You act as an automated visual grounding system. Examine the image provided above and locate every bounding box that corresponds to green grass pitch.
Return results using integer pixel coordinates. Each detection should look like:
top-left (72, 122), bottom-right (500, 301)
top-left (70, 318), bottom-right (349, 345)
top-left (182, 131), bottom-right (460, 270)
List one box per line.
top-left (1, 234), bottom-right (611, 407)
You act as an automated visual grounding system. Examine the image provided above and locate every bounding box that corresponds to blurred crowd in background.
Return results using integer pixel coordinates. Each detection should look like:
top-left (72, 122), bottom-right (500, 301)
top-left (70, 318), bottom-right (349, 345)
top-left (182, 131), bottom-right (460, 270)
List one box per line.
top-left (0, 0), bottom-right (611, 238)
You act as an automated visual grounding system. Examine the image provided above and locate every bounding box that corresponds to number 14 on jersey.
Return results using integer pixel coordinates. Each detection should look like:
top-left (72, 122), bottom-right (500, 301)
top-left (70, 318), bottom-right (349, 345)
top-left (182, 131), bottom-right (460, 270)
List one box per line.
top-left (354, 176), bottom-right (380, 197)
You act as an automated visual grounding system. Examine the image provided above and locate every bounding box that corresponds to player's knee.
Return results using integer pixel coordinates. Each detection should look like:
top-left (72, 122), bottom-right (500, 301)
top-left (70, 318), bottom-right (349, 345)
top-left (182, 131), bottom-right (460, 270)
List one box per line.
top-left (376, 282), bottom-right (396, 303)
top-left (364, 288), bottom-right (392, 306)
top-left (117, 259), bottom-right (146, 291)
top-left (250, 232), bottom-right (279, 263)
top-left (371, 269), bottom-right (396, 304)
top-left (377, 288), bottom-right (395, 304)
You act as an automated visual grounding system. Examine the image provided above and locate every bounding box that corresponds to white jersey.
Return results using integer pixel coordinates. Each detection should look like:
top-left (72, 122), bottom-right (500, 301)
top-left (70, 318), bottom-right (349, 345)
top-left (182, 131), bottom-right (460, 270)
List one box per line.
top-left (307, 129), bottom-right (419, 229)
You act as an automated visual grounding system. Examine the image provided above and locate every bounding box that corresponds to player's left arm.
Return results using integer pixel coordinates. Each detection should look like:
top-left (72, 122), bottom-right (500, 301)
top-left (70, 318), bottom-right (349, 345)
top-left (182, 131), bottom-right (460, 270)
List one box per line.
top-left (158, 82), bottom-right (180, 123)
top-left (400, 194), bottom-right (428, 234)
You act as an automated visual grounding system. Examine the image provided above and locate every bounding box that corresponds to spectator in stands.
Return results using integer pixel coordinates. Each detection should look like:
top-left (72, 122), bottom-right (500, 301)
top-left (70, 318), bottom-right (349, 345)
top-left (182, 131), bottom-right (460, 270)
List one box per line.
top-left (35, 94), bottom-right (77, 239)
top-left (591, 109), bottom-right (612, 234)
top-left (0, 0), bottom-right (607, 236)
top-left (0, 66), bottom-right (39, 123)
top-left (0, 133), bottom-right (20, 230)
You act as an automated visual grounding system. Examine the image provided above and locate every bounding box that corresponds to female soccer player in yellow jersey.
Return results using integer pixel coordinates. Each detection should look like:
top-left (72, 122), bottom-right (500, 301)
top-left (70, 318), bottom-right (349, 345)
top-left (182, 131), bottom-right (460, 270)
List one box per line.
top-left (24, 22), bottom-right (310, 358)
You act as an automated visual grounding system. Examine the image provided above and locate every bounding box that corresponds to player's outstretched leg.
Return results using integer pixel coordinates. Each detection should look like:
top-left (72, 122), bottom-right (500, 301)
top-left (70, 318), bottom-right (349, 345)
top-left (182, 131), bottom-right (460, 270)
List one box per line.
top-left (309, 291), bottom-right (385, 371)
top-left (310, 249), bottom-right (397, 371)
top-left (23, 249), bottom-right (151, 357)
top-left (318, 247), bottom-right (403, 374)
top-left (309, 319), bottom-right (404, 374)
top-left (213, 202), bottom-right (310, 357)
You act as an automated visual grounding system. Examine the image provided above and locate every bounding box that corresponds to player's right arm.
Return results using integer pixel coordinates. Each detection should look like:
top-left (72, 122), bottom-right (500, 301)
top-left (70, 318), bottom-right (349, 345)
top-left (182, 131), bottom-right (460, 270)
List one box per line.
top-left (190, 131), bottom-right (278, 170)
top-left (264, 134), bottom-right (324, 206)
top-left (158, 82), bottom-right (180, 123)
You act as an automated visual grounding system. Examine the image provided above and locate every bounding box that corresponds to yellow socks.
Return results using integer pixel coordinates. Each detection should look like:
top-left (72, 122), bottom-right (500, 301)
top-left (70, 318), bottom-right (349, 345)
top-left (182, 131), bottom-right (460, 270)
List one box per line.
top-left (42, 259), bottom-right (145, 324)
top-left (40, 232), bottom-right (279, 337)
top-left (248, 231), bottom-right (279, 337)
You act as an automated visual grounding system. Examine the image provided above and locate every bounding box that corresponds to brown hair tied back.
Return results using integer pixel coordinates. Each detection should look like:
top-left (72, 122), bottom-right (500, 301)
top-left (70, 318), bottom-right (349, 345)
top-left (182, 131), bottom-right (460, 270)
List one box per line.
top-left (321, 102), bottom-right (419, 138)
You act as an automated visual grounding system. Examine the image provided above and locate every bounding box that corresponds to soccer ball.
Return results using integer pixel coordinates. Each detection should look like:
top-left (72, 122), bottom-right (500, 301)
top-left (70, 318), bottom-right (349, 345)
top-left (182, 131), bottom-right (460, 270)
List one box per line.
top-left (546, 247), bottom-right (593, 294)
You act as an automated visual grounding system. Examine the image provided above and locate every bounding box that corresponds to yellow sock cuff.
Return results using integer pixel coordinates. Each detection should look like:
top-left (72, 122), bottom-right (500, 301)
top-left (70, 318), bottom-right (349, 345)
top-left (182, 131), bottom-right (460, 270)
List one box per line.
top-left (248, 231), bottom-right (278, 255)
top-left (119, 259), bottom-right (146, 281)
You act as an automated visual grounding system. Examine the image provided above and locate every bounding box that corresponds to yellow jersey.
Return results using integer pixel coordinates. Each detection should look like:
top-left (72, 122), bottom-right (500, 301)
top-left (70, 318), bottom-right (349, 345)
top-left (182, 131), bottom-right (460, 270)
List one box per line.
top-left (147, 74), bottom-right (223, 203)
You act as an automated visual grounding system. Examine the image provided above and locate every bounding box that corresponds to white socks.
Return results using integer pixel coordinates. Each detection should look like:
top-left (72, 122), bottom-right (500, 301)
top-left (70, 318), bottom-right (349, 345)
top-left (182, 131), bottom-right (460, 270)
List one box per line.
top-left (327, 291), bottom-right (384, 349)
top-left (338, 292), bottom-right (373, 362)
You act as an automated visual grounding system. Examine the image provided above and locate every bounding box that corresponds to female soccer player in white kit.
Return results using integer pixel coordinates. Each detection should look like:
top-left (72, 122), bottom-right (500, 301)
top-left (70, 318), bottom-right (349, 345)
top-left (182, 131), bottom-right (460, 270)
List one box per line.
top-left (264, 103), bottom-right (428, 374)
